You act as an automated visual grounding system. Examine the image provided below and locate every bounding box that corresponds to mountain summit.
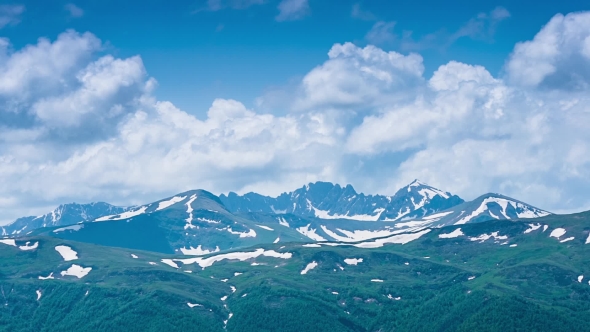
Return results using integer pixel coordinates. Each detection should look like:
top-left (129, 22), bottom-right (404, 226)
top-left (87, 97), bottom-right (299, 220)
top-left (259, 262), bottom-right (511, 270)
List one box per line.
top-left (219, 180), bottom-right (464, 222)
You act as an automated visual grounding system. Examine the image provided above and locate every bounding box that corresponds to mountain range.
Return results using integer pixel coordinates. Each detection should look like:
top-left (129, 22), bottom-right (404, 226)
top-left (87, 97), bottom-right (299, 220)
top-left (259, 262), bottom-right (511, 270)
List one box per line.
top-left (1, 180), bottom-right (550, 257)
top-left (2, 180), bottom-right (589, 332)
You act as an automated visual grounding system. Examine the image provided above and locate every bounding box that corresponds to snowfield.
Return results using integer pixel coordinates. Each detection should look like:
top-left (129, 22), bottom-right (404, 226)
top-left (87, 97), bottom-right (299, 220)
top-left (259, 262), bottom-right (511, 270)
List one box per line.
top-left (439, 228), bottom-right (464, 239)
top-left (344, 258), bottom-right (363, 265)
top-left (61, 264), bottom-right (92, 278)
top-left (301, 261), bottom-right (318, 275)
top-left (55, 245), bottom-right (78, 261)
top-left (175, 249), bottom-right (292, 269)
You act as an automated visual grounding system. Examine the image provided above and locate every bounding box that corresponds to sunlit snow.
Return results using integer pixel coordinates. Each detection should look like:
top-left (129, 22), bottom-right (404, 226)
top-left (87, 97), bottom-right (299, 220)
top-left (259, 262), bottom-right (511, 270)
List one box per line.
top-left (53, 225), bottom-right (84, 233)
top-left (55, 245), bottom-right (78, 261)
top-left (352, 229), bottom-right (431, 248)
top-left (227, 227), bottom-right (257, 238)
top-left (344, 258), bottom-right (363, 265)
top-left (38, 272), bottom-right (54, 280)
top-left (256, 225), bottom-right (274, 231)
top-left (468, 232), bottom-right (508, 243)
top-left (301, 261), bottom-right (318, 275)
top-left (18, 241), bottom-right (38, 251)
top-left (549, 228), bottom-right (567, 239)
top-left (187, 303), bottom-right (203, 308)
top-left (296, 224), bottom-right (327, 241)
top-left (176, 249), bottom-right (292, 269)
top-left (439, 228), bottom-right (464, 238)
top-left (302, 244), bottom-right (321, 248)
top-left (60, 264), bottom-right (92, 278)
top-left (36, 290), bottom-right (42, 301)
top-left (156, 196), bottom-right (187, 211)
top-left (96, 206), bottom-right (147, 221)
top-left (524, 223), bottom-right (542, 234)
top-left (161, 259), bottom-right (179, 268)
top-left (180, 245), bottom-right (220, 256)
top-left (560, 237), bottom-right (575, 243)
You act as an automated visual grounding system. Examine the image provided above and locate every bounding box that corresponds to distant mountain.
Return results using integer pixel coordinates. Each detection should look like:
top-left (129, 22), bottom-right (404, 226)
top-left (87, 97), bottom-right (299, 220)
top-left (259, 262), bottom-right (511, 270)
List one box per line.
top-left (3, 182), bottom-right (552, 255)
top-left (1, 202), bottom-right (129, 236)
top-left (219, 180), bottom-right (465, 222)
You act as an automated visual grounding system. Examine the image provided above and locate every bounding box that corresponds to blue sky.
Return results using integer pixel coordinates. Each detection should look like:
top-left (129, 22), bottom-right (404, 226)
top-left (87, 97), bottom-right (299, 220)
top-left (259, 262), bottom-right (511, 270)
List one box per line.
top-left (4, 0), bottom-right (588, 114)
top-left (1, 0), bottom-right (590, 223)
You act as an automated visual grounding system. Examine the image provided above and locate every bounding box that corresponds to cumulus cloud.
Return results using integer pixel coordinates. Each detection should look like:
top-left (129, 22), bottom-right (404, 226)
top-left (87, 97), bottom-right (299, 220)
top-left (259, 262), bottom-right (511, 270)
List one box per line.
top-left (294, 42), bottom-right (424, 110)
top-left (64, 3), bottom-right (84, 18)
top-left (2, 11), bottom-right (590, 223)
top-left (0, 4), bottom-right (25, 29)
top-left (506, 11), bottom-right (590, 90)
top-left (276, 0), bottom-right (309, 22)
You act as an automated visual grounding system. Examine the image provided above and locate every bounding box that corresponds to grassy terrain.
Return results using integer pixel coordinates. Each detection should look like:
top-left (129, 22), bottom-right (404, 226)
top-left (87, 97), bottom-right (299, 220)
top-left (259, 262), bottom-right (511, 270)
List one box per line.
top-left (2, 213), bottom-right (590, 331)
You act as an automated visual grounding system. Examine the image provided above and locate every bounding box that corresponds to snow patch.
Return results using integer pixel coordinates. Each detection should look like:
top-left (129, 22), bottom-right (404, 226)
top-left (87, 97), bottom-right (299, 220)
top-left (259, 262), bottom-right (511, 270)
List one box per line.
top-left (371, 279), bottom-right (383, 282)
top-left (320, 226), bottom-right (402, 242)
top-left (96, 206), bottom-right (147, 221)
top-left (278, 217), bottom-right (290, 227)
top-left (175, 249), bottom-right (292, 269)
top-left (509, 244), bottom-right (518, 247)
top-left (296, 224), bottom-right (327, 241)
top-left (353, 229), bottom-right (431, 248)
top-left (19, 241), bottom-right (38, 251)
top-left (550, 228), bottom-right (566, 239)
top-left (187, 303), bottom-right (203, 308)
top-left (524, 223), bottom-right (542, 234)
top-left (38, 273), bottom-right (54, 280)
top-left (578, 275), bottom-right (584, 283)
top-left (273, 237), bottom-right (280, 244)
top-left (344, 258), bottom-right (363, 265)
top-left (302, 244), bottom-right (322, 248)
top-left (36, 290), bottom-right (42, 301)
top-left (131, 254), bottom-right (138, 258)
top-left (560, 237), bottom-right (575, 243)
top-left (468, 276), bottom-right (476, 280)
top-left (256, 225), bottom-right (274, 231)
top-left (60, 264), bottom-right (92, 278)
top-left (468, 232), bottom-right (508, 243)
top-left (156, 196), bottom-right (187, 211)
top-left (301, 261), bottom-right (318, 275)
top-left (0, 239), bottom-right (16, 246)
top-left (439, 228), bottom-right (464, 239)
top-left (180, 245), bottom-right (220, 256)
top-left (55, 245), bottom-right (78, 261)
top-left (53, 224), bottom-right (84, 233)
top-left (227, 227), bottom-right (257, 238)
top-left (161, 259), bottom-right (179, 268)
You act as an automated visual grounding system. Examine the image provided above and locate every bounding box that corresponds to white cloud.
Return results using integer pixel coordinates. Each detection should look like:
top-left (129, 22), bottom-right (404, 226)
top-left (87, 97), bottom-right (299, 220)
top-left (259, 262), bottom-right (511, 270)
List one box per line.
top-left (0, 4), bottom-right (25, 29)
top-left (64, 3), bottom-right (84, 18)
top-left (294, 42), bottom-right (424, 110)
top-left (506, 11), bottom-right (590, 90)
top-left (276, 0), bottom-right (309, 22)
top-left (2, 11), bottom-right (590, 223)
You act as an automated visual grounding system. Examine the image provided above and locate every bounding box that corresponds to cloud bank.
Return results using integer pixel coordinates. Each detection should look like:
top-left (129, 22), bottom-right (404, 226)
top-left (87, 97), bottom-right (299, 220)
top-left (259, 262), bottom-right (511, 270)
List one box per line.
top-left (1, 12), bottom-right (590, 223)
